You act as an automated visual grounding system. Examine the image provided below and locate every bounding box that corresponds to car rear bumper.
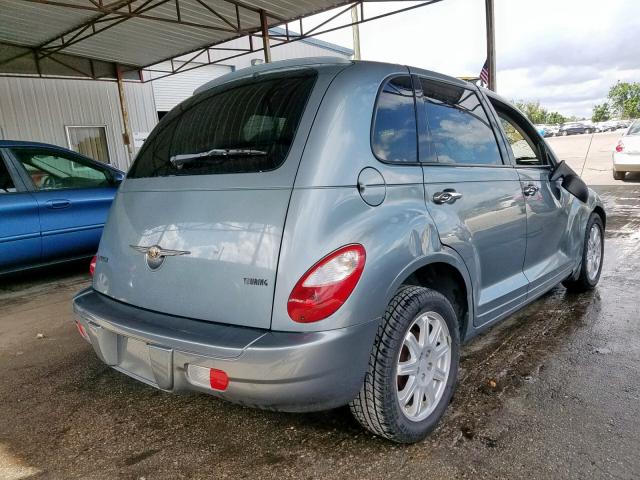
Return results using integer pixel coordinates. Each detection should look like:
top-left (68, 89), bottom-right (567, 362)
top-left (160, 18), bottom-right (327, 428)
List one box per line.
top-left (73, 288), bottom-right (379, 412)
top-left (613, 153), bottom-right (640, 171)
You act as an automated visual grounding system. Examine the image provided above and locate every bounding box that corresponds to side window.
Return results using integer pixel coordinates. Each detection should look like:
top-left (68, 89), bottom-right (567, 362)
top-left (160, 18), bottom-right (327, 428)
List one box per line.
top-left (420, 78), bottom-right (502, 165)
top-left (496, 110), bottom-right (546, 166)
top-left (11, 148), bottom-right (110, 191)
top-left (0, 158), bottom-right (17, 194)
top-left (372, 76), bottom-right (417, 163)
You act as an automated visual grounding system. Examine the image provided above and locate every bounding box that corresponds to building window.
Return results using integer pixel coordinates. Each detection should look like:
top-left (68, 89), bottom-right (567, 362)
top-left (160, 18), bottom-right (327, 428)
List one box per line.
top-left (66, 126), bottom-right (110, 164)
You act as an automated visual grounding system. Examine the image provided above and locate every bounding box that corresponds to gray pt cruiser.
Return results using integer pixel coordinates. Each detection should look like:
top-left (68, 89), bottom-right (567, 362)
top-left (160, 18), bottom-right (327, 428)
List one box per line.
top-left (73, 57), bottom-right (605, 443)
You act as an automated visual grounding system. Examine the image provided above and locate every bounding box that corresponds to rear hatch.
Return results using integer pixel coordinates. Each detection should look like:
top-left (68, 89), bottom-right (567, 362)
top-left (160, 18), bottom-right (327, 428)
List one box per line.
top-left (93, 67), bottom-right (337, 329)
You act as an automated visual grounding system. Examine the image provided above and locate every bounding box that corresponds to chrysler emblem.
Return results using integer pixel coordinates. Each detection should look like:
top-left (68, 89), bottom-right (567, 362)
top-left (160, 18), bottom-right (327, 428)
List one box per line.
top-left (130, 244), bottom-right (191, 270)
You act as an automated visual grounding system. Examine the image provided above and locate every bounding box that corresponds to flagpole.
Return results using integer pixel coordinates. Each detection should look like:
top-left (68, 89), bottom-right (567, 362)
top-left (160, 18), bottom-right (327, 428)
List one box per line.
top-left (485, 0), bottom-right (497, 91)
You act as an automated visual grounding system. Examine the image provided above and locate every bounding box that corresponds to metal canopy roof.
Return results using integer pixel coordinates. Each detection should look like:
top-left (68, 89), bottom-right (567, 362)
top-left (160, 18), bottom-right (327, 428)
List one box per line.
top-left (0, 0), bottom-right (440, 80)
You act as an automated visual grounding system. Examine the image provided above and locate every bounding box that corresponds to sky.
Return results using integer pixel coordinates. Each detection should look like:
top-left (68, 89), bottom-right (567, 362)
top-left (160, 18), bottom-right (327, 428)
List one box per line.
top-left (304, 0), bottom-right (640, 119)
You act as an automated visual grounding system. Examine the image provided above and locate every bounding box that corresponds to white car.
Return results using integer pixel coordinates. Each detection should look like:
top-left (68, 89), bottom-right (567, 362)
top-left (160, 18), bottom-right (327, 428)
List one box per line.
top-left (613, 120), bottom-right (640, 180)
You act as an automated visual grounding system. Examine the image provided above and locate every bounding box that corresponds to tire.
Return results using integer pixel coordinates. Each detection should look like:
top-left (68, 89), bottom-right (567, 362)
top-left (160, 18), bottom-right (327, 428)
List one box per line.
top-left (562, 131), bottom-right (568, 136)
top-left (563, 213), bottom-right (604, 292)
top-left (613, 169), bottom-right (625, 180)
top-left (349, 286), bottom-right (460, 443)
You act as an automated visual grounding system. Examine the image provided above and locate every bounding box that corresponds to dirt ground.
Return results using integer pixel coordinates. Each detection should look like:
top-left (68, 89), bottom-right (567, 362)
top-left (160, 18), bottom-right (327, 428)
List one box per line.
top-left (1, 181), bottom-right (639, 478)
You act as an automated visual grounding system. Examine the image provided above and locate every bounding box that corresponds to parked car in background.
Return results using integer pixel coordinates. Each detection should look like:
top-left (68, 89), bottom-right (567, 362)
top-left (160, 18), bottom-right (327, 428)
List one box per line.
top-left (613, 120), bottom-right (640, 180)
top-left (534, 124), bottom-right (557, 137)
top-left (73, 58), bottom-right (606, 444)
top-left (0, 141), bottom-right (123, 274)
top-left (544, 124), bottom-right (560, 137)
top-left (559, 122), bottom-right (593, 135)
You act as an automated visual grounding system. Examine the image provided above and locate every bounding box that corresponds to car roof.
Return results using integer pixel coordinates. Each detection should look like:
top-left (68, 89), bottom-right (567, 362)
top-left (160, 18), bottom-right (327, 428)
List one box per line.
top-left (0, 139), bottom-right (73, 149)
top-left (195, 57), bottom-right (471, 95)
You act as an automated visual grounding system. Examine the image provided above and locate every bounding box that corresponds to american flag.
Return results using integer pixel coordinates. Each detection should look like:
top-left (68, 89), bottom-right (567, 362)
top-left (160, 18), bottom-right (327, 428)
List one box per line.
top-left (479, 59), bottom-right (490, 86)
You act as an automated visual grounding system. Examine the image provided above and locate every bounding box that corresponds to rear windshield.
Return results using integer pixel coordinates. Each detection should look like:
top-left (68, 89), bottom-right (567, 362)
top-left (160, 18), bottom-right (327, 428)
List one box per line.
top-left (128, 70), bottom-right (317, 178)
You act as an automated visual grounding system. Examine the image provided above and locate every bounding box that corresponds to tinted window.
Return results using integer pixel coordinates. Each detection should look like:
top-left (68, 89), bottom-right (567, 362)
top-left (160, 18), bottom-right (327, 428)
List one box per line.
top-left (372, 76), bottom-right (417, 163)
top-left (0, 158), bottom-right (16, 193)
top-left (11, 148), bottom-right (110, 190)
top-left (128, 71), bottom-right (316, 178)
top-left (420, 79), bottom-right (502, 165)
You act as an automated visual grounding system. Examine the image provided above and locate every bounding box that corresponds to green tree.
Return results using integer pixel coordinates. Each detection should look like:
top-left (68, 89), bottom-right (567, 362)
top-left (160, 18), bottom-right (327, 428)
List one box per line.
top-left (607, 82), bottom-right (640, 119)
top-left (514, 100), bottom-right (548, 124)
top-left (546, 111), bottom-right (566, 124)
top-left (512, 100), bottom-right (566, 124)
top-left (592, 103), bottom-right (611, 122)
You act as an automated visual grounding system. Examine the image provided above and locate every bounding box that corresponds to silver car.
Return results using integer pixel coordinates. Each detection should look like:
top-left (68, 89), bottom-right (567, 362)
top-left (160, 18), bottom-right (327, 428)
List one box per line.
top-left (73, 58), bottom-right (606, 443)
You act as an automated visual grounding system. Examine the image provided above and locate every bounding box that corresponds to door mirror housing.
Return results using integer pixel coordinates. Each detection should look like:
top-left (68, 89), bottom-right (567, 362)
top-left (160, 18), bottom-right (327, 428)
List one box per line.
top-left (550, 160), bottom-right (589, 203)
top-left (110, 170), bottom-right (125, 186)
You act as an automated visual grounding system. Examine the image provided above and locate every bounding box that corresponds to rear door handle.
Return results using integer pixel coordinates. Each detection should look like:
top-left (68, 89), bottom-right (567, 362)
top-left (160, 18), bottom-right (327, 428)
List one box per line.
top-left (523, 184), bottom-right (540, 196)
top-left (433, 189), bottom-right (463, 204)
top-left (46, 199), bottom-right (71, 209)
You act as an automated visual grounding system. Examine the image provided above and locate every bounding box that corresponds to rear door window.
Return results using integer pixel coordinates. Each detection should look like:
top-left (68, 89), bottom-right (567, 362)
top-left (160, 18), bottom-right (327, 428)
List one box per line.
top-left (128, 71), bottom-right (317, 178)
top-left (419, 78), bottom-right (503, 166)
top-left (371, 76), bottom-right (418, 163)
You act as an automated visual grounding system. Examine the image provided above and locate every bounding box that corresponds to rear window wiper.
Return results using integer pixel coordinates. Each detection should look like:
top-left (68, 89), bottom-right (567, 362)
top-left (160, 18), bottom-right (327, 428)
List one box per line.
top-left (170, 148), bottom-right (267, 168)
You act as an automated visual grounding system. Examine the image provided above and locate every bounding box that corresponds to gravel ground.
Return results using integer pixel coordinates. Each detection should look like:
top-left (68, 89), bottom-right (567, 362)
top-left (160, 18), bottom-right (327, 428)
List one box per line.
top-left (1, 182), bottom-right (639, 479)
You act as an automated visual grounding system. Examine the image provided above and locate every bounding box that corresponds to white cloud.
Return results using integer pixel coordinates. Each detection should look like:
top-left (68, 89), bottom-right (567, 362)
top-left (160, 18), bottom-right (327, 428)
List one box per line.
top-left (311, 0), bottom-right (640, 118)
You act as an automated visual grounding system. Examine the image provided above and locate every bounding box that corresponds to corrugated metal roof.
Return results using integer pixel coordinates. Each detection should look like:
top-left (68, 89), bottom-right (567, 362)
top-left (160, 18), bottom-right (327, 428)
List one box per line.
top-left (0, 0), bottom-right (355, 77)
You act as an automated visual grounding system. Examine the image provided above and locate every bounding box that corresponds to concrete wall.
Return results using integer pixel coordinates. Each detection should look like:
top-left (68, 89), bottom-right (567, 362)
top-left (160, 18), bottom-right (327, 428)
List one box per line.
top-left (0, 76), bottom-right (157, 170)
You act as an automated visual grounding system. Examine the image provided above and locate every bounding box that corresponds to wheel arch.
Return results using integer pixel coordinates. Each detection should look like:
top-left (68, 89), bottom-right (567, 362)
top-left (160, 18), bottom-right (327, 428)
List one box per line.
top-left (386, 250), bottom-right (474, 341)
top-left (592, 205), bottom-right (606, 228)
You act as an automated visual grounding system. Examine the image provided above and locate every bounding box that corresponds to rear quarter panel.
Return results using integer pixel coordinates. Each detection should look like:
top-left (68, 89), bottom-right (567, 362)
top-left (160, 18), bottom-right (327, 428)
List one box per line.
top-left (271, 63), bottom-right (472, 332)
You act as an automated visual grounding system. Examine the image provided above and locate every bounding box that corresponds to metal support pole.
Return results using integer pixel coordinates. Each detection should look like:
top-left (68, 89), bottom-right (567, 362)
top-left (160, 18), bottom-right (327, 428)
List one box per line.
top-left (485, 0), bottom-right (497, 91)
top-left (260, 9), bottom-right (271, 63)
top-left (351, 4), bottom-right (361, 60)
top-left (116, 65), bottom-right (134, 162)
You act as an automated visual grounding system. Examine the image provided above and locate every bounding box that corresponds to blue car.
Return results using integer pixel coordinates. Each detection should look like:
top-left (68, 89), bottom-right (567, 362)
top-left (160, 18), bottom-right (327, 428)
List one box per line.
top-left (0, 140), bottom-right (123, 274)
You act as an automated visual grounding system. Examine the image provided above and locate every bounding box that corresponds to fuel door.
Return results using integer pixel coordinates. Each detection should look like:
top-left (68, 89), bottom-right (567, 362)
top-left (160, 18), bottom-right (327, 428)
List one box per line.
top-left (357, 167), bottom-right (386, 206)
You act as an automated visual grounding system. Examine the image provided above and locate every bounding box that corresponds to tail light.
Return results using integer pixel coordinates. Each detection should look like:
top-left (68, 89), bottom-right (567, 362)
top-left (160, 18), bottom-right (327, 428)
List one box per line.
top-left (89, 255), bottom-right (97, 276)
top-left (288, 244), bottom-right (366, 323)
top-left (616, 141), bottom-right (624, 153)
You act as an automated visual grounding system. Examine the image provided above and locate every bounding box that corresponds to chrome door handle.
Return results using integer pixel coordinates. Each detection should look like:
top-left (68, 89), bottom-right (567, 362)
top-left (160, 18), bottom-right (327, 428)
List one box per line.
top-left (523, 184), bottom-right (539, 196)
top-left (433, 189), bottom-right (462, 204)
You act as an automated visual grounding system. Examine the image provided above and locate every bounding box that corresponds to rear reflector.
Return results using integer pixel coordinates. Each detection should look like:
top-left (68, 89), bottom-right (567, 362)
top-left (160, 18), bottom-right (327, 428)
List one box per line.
top-left (187, 364), bottom-right (229, 391)
top-left (89, 255), bottom-right (97, 276)
top-left (616, 141), bottom-right (624, 153)
top-left (75, 320), bottom-right (88, 340)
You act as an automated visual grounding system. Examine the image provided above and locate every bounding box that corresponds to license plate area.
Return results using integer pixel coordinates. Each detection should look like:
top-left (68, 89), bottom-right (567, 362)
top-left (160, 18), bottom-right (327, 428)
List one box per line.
top-left (118, 337), bottom-right (156, 384)
top-left (114, 335), bottom-right (174, 390)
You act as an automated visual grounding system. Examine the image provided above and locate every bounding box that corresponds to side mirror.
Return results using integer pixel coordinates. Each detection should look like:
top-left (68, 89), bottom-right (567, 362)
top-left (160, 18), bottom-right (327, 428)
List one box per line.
top-left (549, 160), bottom-right (589, 203)
top-left (111, 171), bottom-right (125, 186)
